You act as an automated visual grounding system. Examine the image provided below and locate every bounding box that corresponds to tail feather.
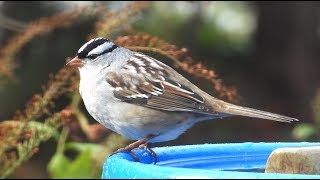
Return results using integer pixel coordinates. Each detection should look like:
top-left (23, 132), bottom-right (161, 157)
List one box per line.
top-left (218, 103), bottom-right (299, 123)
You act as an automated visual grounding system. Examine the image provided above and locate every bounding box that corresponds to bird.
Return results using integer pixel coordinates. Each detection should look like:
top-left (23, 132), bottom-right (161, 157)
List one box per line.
top-left (66, 37), bottom-right (299, 162)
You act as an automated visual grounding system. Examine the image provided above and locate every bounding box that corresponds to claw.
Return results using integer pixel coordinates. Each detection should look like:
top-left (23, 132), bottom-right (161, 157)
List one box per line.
top-left (145, 143), bottom-right (158, 164)
top-left (139, 143), bottom-right (158, 164)
top-left (109, 148), bottom-right (140, 161)
top-left (109, 135), bottom-right (156, 163)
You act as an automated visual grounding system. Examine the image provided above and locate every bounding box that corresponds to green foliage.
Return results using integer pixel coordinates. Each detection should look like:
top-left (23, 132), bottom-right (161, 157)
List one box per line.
top-left (48, 129), bottom-right (128, 178)
top-left (48, 147), bottom-right (99, 178)
top-left (133, 1), bottom-right (256, 56)
top-left (292, 123), bottom-right (318, 141)
top-left (293, 89), bottom-right (320, 141)
top-left (48, 129), bottom-right (105, 178)
top-left (0, 120), bottom-right (59, 178)
top-left (311, 89), bottom-right (320, 125)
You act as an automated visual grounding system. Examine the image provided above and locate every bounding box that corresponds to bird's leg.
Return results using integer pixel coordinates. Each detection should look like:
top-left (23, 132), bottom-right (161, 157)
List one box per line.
top-left (137, 142), bottom-right (158, 164)
top-left (144, 143), bottom-right (158, 164)
top-left (109, 135), bottom-right (155, 162)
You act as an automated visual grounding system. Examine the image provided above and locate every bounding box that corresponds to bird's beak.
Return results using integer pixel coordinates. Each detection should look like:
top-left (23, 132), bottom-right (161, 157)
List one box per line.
top-left (66, 56), bottom-right (84, 67)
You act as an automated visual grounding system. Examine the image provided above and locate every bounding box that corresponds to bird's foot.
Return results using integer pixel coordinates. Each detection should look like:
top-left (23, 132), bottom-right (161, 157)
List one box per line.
top-left (109, 135), bottom-right (156, 163)
top-left (109, 147), bottom-right (139, 161)
top-left (138, 143), bottom-right (158, 164)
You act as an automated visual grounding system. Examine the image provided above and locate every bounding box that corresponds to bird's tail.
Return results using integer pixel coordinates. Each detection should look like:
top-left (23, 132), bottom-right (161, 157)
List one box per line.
top-left (214, 101), bottom-right (299, 123)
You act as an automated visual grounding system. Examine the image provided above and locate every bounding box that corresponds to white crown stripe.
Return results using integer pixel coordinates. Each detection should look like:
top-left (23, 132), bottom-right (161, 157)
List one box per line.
top-left (88, 42), bottom-right (114, 56)
top-left (78, 38), bottom-right (95, 53)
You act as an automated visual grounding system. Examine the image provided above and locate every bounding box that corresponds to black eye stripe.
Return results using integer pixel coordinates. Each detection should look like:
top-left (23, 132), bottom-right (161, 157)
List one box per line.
top-left (87, 54), bottom-right (98, 59)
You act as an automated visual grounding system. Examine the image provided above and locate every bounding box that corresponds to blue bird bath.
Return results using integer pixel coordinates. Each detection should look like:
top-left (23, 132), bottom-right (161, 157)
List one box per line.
top-left (102, 142), bottom-right (320, 179)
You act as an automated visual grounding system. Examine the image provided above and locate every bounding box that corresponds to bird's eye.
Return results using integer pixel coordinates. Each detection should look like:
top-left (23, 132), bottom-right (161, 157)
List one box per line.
top-left (87, 54), bottom-right (98, 59)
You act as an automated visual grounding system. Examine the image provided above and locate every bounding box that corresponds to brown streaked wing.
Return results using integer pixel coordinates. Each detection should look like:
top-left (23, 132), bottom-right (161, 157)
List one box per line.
top-left (105, 53), bottom-right (216, 115)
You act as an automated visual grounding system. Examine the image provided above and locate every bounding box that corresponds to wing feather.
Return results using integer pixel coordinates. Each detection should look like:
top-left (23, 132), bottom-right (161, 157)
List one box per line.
top-left (106, 52), bottom-right (216, 115)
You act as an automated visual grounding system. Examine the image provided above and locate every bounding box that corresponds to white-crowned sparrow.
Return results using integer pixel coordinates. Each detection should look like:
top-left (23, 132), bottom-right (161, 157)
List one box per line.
top-left (66, 37), bottom-right (298, 161)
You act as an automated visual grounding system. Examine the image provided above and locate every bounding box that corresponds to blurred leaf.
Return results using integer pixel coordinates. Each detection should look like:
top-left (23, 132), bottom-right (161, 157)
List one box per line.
top-left (133, 1), bottom-right (193, 42)
top-left (311, 88), bottom-right (320, 124)
top-left (48, 128), bottom-right (103, 178)
top-left (62, 149), bottom-right (93, 178)
top-left (292, 123), bottom-right (317, 141)
top-left (48, 142), bottom-right (104, 178)
top-left (196, 1), bottom-right (256, 55)
top-left (47, 153), bottom-right (71, 178)
top-left (65, 142), bottom-right (105, 155)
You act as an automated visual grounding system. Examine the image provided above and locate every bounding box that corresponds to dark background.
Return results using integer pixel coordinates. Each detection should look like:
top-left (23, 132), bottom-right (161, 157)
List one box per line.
top-left (0, 1), bottom-right (319, 178)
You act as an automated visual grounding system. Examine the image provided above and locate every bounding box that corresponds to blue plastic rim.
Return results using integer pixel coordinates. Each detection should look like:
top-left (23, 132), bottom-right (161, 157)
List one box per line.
top-left (102, 142), bottom-right (320, 179)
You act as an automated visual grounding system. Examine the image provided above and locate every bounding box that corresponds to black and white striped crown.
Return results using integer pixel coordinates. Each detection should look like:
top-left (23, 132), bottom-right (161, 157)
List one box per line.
top-left (77, 38), bottom-right (118, 59)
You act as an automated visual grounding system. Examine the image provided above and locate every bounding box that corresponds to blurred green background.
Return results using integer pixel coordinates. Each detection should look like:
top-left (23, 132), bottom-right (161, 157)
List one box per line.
top-left (0, 1), bottom-right (319, 178)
